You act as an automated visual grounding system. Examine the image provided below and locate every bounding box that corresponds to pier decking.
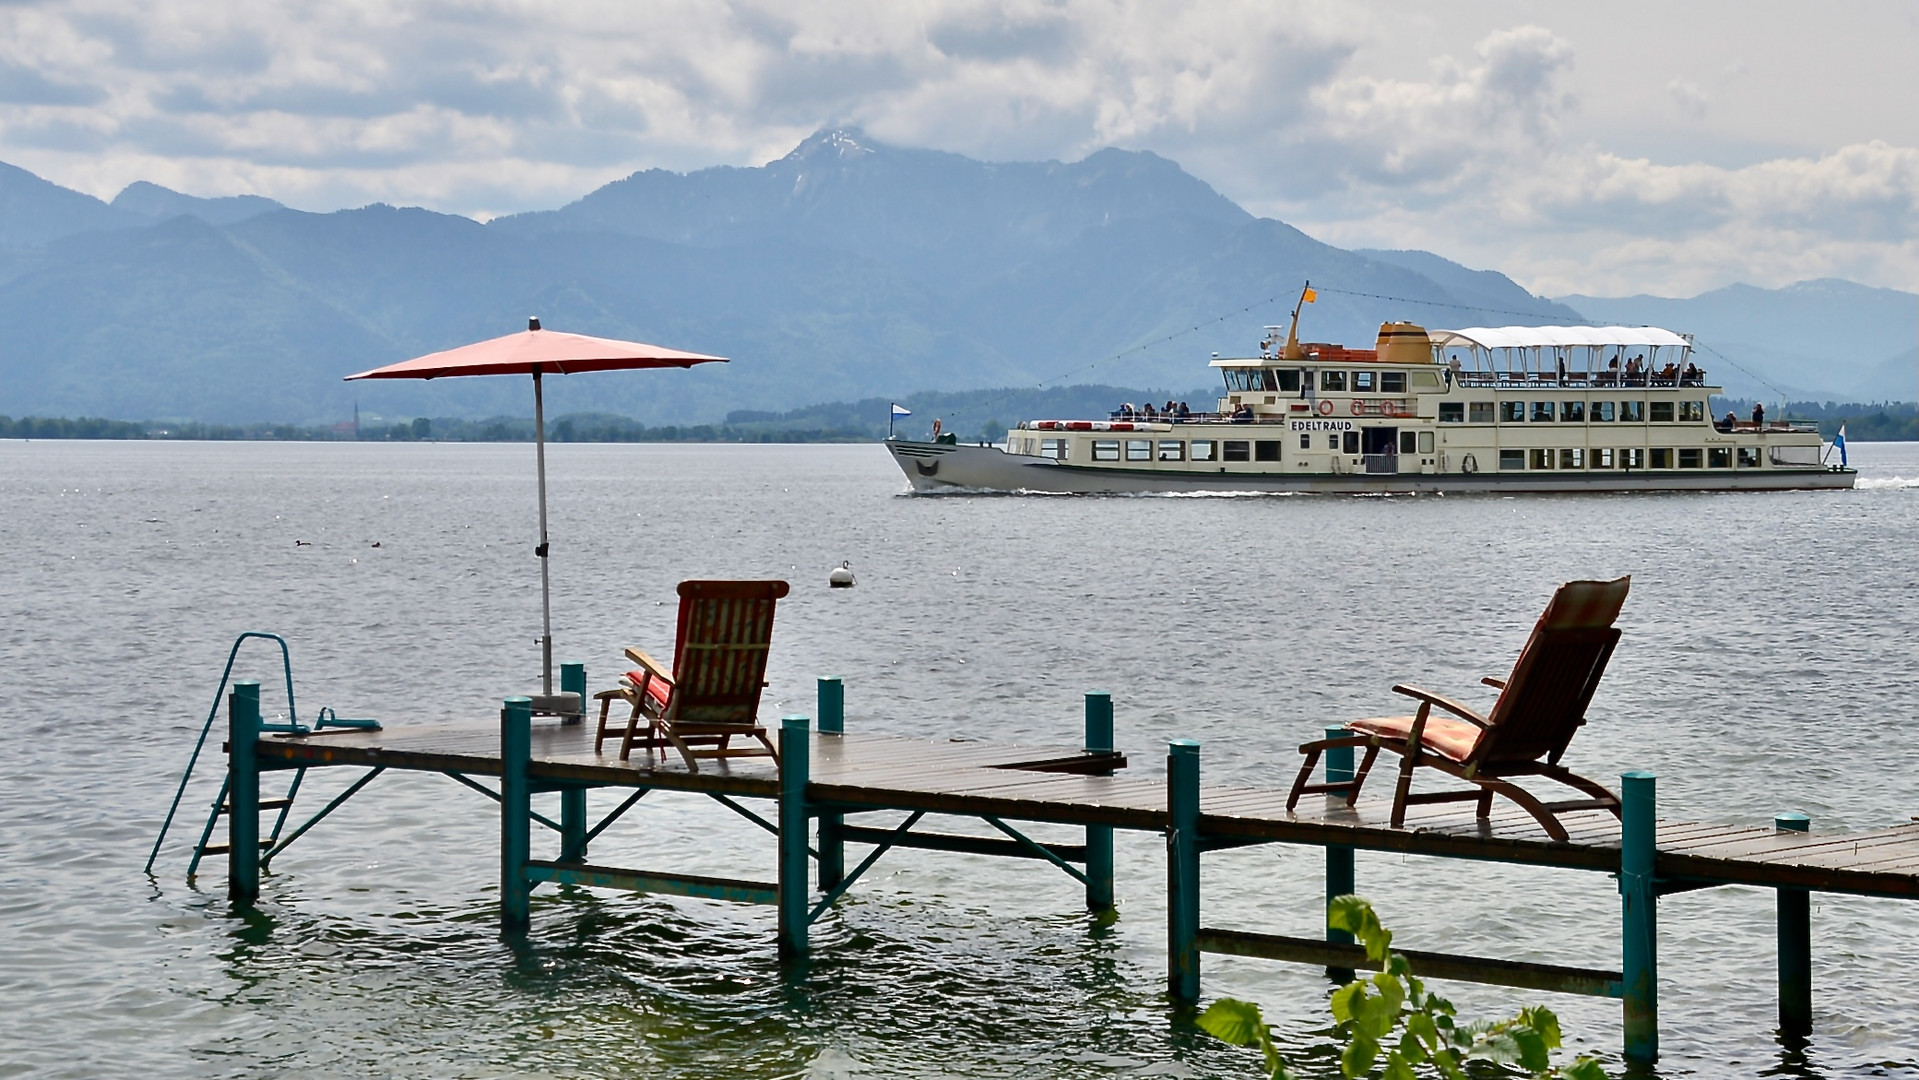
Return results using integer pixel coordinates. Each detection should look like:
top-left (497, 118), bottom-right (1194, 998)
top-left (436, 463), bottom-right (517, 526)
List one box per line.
top-left (208, 678), bottom-right (1919, 1067)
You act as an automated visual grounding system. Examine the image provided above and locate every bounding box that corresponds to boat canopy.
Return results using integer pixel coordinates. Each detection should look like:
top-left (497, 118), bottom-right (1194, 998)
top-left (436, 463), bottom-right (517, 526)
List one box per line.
top-left (1431, 326), bottom-right (1690, 350)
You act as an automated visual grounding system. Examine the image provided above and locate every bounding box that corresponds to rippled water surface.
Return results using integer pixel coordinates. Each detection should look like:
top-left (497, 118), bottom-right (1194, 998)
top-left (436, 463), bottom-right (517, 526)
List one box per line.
top-left (2, 439), bottom-right (1916, 1079)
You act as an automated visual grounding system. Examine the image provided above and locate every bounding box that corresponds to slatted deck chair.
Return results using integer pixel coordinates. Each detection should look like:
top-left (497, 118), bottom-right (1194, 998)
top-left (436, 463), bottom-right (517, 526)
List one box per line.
top-left (1286, 576), bottom-right (1630, 842)
top-left (594, 579), bottom-right (790, 770)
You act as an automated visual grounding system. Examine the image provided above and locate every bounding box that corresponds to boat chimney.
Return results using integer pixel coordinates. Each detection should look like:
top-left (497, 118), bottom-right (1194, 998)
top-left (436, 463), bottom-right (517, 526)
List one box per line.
top-left (528, 316), bottom-right (542, 331)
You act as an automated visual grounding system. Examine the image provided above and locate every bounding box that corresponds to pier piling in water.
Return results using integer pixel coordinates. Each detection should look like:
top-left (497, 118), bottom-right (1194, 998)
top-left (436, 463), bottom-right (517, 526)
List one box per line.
top-left (559, 664), bottom-right (588, 861)
top-left (1083, 692), bottom-right (1115, 913)
top-left (1323, 724), bottom-right (1357, 981)
top-left (778, 716), bottom-right (812, 959)
top-left (1776, 811), bottom-right (1813, 1035)
top-left (226, 681), bottom-right (261, 905)
top-left (1620, 770), bottom-right (1658, 1064)
top-left (500, 696), bottom-right (533, 935)
top-left (1167, 739), bottom-right (1201, 1003)
top-left (817, 678), bottom-right (845, 891)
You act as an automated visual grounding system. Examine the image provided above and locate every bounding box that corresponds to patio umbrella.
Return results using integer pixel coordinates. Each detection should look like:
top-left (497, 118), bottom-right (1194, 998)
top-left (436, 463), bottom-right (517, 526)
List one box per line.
top-left (346, 318), bottom-right (727, 712)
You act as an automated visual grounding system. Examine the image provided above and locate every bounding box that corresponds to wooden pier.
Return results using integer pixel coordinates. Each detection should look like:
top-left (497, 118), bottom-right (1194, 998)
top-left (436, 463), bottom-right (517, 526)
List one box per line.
top-left (213, 677), bottom-right (1919, 1067)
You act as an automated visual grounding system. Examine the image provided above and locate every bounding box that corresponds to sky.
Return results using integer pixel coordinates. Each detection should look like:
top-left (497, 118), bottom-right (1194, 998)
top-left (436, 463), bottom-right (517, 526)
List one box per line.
top-left (1, 0), bottom-right (1915, 299)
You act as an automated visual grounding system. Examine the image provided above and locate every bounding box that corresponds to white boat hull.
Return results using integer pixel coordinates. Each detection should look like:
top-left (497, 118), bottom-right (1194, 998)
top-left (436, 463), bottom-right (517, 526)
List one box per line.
top-left (887, 440), bottom-right (1857, 494)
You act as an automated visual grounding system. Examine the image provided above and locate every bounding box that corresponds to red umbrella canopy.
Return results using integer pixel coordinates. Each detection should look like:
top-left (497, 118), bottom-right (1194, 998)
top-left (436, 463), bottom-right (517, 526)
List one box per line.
top-left (344, 320), bottom-right (727, 380)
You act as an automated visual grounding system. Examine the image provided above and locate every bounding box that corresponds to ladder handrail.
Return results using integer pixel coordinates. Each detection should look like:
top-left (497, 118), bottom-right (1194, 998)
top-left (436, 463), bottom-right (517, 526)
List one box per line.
top-left (145, 632), bottom-right (303, 876)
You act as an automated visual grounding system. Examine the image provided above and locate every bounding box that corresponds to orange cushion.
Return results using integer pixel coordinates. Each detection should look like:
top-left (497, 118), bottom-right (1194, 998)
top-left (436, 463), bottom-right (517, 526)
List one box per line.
top-left (1538, 576), bottom-right (1630, 630)
top-left (621, 669), bottom-right (673, 711)
top-left (1349, 714), bottom-right (1484, 763)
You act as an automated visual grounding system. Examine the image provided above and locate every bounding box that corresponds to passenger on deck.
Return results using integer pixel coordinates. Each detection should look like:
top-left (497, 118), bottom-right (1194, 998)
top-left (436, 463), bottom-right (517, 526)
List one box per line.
top-left (1752, 402), bottom-right (1765, 427)
top-left (1682, 362), bottom-right (1702, 385)
top-left (1719, 412), bottom-right (1737, 433)
top-left (1120, 402), bottom-right (1135, 419)
top-left (1657, 362), bottom-right (1678, 384)
top-left (1177, 401), bottom-right (1192, 420)
top-left (1231, 403), bottom-right (1254, 422)
top-left (1603, 357), bottom-right (1620, 385)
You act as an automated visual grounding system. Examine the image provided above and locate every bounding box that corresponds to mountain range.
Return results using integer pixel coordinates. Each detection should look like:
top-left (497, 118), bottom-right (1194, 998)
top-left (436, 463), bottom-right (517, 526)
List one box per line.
top-left (1, 130), bottom-right (1911, 425)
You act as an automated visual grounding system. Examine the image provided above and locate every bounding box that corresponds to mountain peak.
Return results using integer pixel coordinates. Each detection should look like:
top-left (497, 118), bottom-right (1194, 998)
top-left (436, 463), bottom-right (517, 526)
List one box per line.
top-left (111, 181), bottom-right (284, 227)
top-left (784, 127), bottom-right (879, 164)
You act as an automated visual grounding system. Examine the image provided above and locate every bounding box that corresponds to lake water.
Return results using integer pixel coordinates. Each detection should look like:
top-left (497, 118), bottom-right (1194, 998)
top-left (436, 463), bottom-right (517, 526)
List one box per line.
top-left (1, 439), bottom-right (1915, 1079)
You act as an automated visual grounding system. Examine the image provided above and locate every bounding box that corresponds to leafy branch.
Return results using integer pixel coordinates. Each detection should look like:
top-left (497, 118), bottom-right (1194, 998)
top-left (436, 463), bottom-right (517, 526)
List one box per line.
top-left (1198, 896), bottom-right (1608, 1079)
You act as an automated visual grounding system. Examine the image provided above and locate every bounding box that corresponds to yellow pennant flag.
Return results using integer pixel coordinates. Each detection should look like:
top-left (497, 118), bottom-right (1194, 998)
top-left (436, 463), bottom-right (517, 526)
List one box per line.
top-left (1302, 287), bottom-right (1317, 303)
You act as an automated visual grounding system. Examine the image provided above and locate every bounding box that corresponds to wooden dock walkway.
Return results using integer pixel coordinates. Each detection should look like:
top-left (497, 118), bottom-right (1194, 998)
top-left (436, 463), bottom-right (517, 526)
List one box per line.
top-left (212, 680), bottom-right (1919, 1066)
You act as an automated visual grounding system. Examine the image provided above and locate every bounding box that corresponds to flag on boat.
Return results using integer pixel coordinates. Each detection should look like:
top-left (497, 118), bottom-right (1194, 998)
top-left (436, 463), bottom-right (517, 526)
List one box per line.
top-left (1302, 287), bottom-right (1317, 303)
top-left (1833, 423), bottom-right (1848, 467)
top-left (891, 403), bottom-right (912, 417)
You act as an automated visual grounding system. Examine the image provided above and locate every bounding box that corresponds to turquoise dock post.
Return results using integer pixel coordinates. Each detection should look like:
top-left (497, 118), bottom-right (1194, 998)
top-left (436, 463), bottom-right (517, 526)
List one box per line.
top-left (817, 678), bottom-right (844, 890)
top-left (1167, 739), bottom-right (1201, 1002)
top-left (1323, 725), bottom-right (1356, 979)
top-left (1620, 770), bottom-right (1658, 1064)
top-left (1084, 692), bottom-right (1115, 913)
top-left (227, 680), bottom-right (261, 905)
top-left (559, 663), bottom-right (588, 862)
top-left (501, 697), bottom-right (532, 935)
top-left (1776, 811), bottom-right (1812, 1035)
top-left (778, 715), bottom-right (811, 959)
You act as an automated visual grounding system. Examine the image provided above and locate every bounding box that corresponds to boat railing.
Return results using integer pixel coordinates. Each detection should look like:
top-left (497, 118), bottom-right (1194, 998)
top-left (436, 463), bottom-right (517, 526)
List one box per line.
top-left (1715, 419), bottom-right (1821, 434)
top-left (1453, 372), bottom-right (1708, 390)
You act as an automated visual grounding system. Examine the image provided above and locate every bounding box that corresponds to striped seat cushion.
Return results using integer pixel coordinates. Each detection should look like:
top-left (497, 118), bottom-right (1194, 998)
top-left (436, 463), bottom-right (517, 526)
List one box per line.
top-left (620, 670), bottom-right (673, 712)
top-left (1348, 714), bottom-right (1485, 763)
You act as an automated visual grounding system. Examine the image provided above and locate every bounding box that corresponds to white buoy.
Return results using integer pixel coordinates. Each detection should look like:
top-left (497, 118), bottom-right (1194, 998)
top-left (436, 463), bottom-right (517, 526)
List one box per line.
top-left (829, 561), bottom-right (856, 588)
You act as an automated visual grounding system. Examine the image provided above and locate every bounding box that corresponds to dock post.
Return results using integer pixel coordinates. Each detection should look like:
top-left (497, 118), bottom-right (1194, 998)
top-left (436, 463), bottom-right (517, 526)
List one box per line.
top-left (1620, 770), bottom-right (1658, 1064)
top-left (227, 680), bottom-right (262, 905)
top-left (501, 697), bottom-right (532, 936)
top-left (816, 679), bottom-right (844, 891)
top-left (559, 663), bottom-right (588, 862)
top-left (1323, 724), bottom-right (1356, 980)
top-left (1084, 691), bottom-right (1116, 913)
top-left (1775, 811), bottom-right (1812, 1036)
top-left (1167, 739), bottom-right (1201, 1003)
top-left (778, 715), bottom-right (811, 959)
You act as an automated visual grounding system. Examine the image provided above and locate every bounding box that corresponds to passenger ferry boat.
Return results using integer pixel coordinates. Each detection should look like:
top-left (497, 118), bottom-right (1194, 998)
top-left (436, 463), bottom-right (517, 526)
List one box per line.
top-left (887, 288), bottom-right (1854, 494)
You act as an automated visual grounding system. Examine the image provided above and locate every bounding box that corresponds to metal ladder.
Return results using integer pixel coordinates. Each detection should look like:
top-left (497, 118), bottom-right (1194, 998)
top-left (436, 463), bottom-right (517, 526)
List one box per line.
top-left (145, 632), bottom-right (379, 878)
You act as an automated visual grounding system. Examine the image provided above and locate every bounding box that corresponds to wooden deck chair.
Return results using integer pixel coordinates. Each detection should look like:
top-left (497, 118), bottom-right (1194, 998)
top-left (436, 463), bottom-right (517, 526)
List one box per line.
top-left (594, 579), bottom-right (790, 770)
top-left (1286, 576), bottom-right (1630, 842)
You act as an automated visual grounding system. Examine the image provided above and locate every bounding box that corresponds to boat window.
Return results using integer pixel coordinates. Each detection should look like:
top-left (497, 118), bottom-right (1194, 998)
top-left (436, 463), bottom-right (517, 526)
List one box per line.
top-left (1771, 445), bottom-right (1820, 465)
top-left (1092, 440), bottom-right (1120, 461)
top-left (1678, 448), bottom-right (1702, 468)
top-left (1709, 447), bottom-right (1732, 468)
top-left (1650, 401), bottom-right (1675, 423)
top-left (1500, 401), bottom-right (1526, 423)
top-left (1399, 431), bottom-right (1417, 454)
top-left (1341, 431), bottom-right (1360, 454)
top-left (1260, 370), bottom-right (1279, 392)
top-left (1680, 401), bottom-right (1705, 422)
top-left (1299, 434), bottom-right (1311, 449)
top-left (1381, 371), bottom-right (1407, 393)
top-left (1531, 401), bottom-right (1556, 422)
top-left (1530, 448), bottom-right (1554, 469)
top-left (1223, 440), bottom-right (1251, 462)
top-left (1158, 440), bottom-right (1184, 461)
top-left (1622, 448), bottom-right (1644, 469)
top-left (1650, 447), bottom-right (1673, 468)
top-left (1737, 447), bottom-right (1760, 468)
top-left (1560, 448), bottom-right (1584, 469)
top-left (1222, 370), bottom-right (1247, 391)
top-left (1041, 438), bottom-right (1069, 460)
top-left (1276, 369), bottom-right (1301, 393)
top-left (1353, 371), bottom-right (1376, 392)
top-left (1327, 434), bottom-right (1340, 450)
top-left (1594, 448), bottom-right (1615, 468)
top-left (1592, 401), bottom-right (1615, 422)
top-left (1439, 402), bottom-right (1464, 423)
top-left (1500, 449), bottom-right (1526, 470)
top-left (1321, 370), bottom-right (1346, 392)
top-left (1562, 401), bottom-right (1585, 422)
top-left (1470, 402), bottom-right (1495, 424)
top-left (1126, 439), bottom-right (1152, 461)
top-left (1255, 440), bottom-right (1281, 462)
top-left (1191, 440), bottom-right (1215, 461)
top-left (1620, 401), bottom-right (1645, 422)
top-left (1418, 431), bottom-right (1434, 454)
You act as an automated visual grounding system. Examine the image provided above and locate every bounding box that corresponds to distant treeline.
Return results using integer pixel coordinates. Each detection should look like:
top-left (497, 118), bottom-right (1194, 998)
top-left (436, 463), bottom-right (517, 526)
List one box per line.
top-left (5, 392), bottom-right (1913, 443)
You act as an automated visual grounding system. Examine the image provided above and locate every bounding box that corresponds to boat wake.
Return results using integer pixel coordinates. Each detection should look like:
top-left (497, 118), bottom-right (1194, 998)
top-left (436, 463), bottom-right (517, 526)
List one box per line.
top-left (1855, 476), bottom-right (1919, 491)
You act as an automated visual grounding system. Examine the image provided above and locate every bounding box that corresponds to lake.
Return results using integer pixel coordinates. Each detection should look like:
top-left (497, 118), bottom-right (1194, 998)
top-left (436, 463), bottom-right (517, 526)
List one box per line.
top-left (1, 438), bottom-right (1915, 1078)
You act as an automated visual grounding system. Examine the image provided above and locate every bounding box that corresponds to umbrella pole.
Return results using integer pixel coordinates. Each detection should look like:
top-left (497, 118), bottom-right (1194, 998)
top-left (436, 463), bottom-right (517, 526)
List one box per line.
top-left (534, 369), bottom-right (553, 696)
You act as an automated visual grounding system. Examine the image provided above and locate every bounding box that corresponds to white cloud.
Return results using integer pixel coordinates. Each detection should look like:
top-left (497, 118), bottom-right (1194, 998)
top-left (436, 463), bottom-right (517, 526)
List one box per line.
top-left (0, 1), bottom-right (1912, 295)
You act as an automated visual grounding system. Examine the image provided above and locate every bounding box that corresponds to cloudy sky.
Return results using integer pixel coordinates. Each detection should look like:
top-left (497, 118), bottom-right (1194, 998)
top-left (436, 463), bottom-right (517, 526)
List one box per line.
top-left (2, 0), bottom-right (1914, 298)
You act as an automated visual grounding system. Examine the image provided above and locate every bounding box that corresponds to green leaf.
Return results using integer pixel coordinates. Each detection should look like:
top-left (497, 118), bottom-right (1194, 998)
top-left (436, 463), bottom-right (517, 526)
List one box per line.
top-left (1330, 982), bottom-right (1364, 1024)
top-left (1518, 1006), bottom-right (1564, 1050)
top-left (1381, 1050), bottom-right (1417, 1080)
top-left (1196, 999), bottom-right (1266, 1047)
top-left (1406, 1011), bottom-right (1439, 1049)
top-left (1329, 896), bottom-right (1395, 963)
top-left (1341, 1033), bottom-right (1380, 1079)
top-left (1510, 1028), bottom-right (1550, 1072)
top-left (1561, 1057), bottom-right (1611, 1080)
top-left (1395, 1029), bottom-right (1430, 1065)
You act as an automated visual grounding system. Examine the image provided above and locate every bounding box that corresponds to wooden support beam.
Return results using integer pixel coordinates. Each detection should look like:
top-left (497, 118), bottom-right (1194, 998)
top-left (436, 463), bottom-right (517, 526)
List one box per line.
top-left (1197, 929), bottom-right (1624, 998)
top-left (525, 861), bottom-right (776, 905)
top-left (838, 824), bottom-right (1086, 863)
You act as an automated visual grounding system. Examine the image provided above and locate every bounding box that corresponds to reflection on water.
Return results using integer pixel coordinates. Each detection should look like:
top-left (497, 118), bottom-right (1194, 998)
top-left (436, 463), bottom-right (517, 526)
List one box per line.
top-left (1, 439), bottom-right (1916, 1078)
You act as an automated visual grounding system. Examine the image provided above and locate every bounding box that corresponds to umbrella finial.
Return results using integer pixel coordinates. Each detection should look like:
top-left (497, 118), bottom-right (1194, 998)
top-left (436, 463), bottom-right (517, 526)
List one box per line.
top-left (528, 316), bottom-right (541, 331)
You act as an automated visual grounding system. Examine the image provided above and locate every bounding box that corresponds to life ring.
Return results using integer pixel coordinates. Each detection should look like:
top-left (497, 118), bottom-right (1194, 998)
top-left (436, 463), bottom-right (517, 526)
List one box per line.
top-left (1317, 400), bottom-right (1334, 416)
top-left (1461, 453), bottom-right (1478, 475)
top-left (1350, 399), bottom-right (1366, 415)
top-left (1381, 401), bottom-right (1399, 418)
